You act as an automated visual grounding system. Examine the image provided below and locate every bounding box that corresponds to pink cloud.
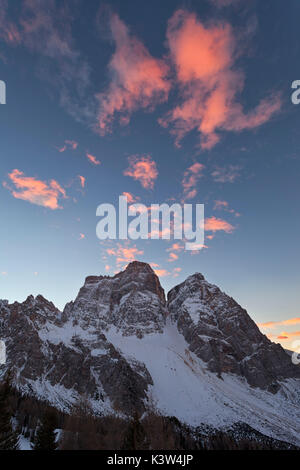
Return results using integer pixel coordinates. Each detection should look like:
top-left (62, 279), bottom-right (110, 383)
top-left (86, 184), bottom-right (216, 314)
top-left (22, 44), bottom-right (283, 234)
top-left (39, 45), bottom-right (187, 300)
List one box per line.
top-left (79, 233), bottom-right (85, 240)
top-left (173, 267), bottom-right (182, 277)
top-left (78, 175), bottom-right (86, 188)
top-left (97, 13), bottom-right (170, 135)
top-left (182, 162), bottom-right (204, 200)
top-left (153, 267), bottom-right (170, 278)
top-left (124, 155), bottom-right (158, 189)
top-left (205, 216), bottom-right (235, 233)
top-left (122, 192), bottom-right (140, 204)
top-left (4, 169), bottom-right (67, 210)
top-left (58, 140), bottom-right (78, 152)
top-left (278, 331), bottom-right (300, 339)
top-left (167, 243), bottom-right (184, 252)
top-left (213, 199), bottom-right (240, 217)
top-left (152, 265), bottom-right (181, 278)
top-left (258, 318), bottom-right (300, 329)
top-left (168, 252), bottom-right (179, 262)
top-left (160, 10), bottom-right (281, 149)
top-left (106, 243), bottom-right (144, 269)
top-left (86, 153), bottom-right (101, 165)
top-left (214, 200), bottom-right (229, 210)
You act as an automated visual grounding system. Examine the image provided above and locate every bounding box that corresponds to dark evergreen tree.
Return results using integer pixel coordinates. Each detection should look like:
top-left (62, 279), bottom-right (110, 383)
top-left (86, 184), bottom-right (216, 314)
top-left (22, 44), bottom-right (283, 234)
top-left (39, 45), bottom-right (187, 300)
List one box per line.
top-left (122, 412), bottom-right (148, 450)
top-left (0, 371), bottom-right (19, 450)
top-left (33, 410), bottom-right (57, 451)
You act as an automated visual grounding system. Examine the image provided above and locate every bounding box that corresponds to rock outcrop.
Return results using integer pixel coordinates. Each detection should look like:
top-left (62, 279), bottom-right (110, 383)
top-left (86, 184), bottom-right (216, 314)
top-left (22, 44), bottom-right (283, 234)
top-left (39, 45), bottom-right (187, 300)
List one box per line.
top-left (167, 273), bottom-right (300, 392)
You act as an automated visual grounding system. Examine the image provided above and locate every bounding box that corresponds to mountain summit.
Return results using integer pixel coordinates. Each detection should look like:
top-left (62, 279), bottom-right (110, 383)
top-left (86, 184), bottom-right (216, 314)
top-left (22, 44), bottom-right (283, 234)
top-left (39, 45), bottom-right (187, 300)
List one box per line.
top-left (1, 261), bottom-right (300, 446)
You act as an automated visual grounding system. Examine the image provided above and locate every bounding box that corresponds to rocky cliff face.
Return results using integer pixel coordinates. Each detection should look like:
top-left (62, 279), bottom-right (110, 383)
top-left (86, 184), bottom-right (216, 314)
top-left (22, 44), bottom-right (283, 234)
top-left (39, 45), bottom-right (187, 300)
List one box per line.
top-left (0, 264), bottom-right (162, 415)
top-left (167, 273), bottom-right (300, 392)
top-left (1, 262), bottom-right (300, 446)
top-left (63, 261), bottom-right (167, 337)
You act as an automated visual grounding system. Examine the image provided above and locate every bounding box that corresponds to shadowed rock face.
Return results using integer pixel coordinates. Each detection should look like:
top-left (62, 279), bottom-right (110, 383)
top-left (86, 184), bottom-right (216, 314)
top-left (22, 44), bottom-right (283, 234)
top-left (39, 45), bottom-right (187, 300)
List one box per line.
top-left (1, 262), bottom-right (300, 420)
top-left (167, 273), bottom-right (300, 392)
top-left (0, 262), bottom-right (164, 415)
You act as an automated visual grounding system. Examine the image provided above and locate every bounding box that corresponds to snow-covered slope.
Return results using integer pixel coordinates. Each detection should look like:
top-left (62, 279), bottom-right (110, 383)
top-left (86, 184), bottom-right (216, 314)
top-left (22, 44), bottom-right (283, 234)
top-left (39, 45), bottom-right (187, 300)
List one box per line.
top-left (1, 261), bottom-right (299, 446)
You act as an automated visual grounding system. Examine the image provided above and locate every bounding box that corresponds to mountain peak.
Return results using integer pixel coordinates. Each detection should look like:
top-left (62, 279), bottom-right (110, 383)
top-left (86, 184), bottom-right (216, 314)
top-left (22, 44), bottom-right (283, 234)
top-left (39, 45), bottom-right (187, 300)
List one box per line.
top-left (186, 272), bottom-right (206, 282)
top-left (123, 260), bottom-right (155, 274)
top-left (66, 260), bottom-right (166, 336)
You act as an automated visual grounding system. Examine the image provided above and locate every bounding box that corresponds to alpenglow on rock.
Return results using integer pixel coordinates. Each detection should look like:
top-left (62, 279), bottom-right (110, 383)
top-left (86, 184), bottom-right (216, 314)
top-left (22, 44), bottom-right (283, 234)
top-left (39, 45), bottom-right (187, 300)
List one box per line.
top-left (1, 262), bottom-right (300, 446)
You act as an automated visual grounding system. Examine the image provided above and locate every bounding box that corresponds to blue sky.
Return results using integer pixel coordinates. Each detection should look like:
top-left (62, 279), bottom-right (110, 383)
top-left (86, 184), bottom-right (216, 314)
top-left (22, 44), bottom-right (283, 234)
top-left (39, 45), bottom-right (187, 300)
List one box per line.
top-left (0, 0), bottom-right (300, 349)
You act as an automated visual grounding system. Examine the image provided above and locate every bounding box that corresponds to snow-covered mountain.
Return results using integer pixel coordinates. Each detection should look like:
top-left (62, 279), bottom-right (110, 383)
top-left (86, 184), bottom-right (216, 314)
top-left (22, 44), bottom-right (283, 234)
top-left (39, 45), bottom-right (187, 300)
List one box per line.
top-left (1, 261), bottom-right (300, 446)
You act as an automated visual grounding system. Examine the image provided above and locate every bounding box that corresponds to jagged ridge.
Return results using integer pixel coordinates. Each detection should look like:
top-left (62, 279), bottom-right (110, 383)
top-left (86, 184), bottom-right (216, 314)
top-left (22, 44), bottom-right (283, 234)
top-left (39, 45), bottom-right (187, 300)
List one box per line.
top-left (1, 261), bottom-right (300, 446)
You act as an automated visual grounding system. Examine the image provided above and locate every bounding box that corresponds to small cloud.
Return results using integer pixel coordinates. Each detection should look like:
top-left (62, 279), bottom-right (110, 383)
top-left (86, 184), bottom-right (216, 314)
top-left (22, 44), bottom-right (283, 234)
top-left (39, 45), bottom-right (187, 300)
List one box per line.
top-left (182, 162), bottom-right (204, 201)
top-left (173, 267), bottom-right (182, 277)
top-left (122, 192), bottom-right (140, 204)
top-left (86, 153), bottom-right (101, 165)
top-left (78, 175), bottom-right (86, 188)
top-left (213, 199), bottom-right (240, 217)
top-left (211, 165), bottom-right (241, 183)
top-left (3, 169), bottom-right (67, 210)
top-left (168, 252), bottom-right (179, 262)
top-left (79, 233), bottom-right (85, 240)
top-left (214, 200), bottom-right (229, 210)
top-left (167, 243), bottom-right (184, 253)
top-left (57, 140), bottom-right (78, 152)
top-left (153, 267), bottom-right (170, 278)
top-left (205, 216), bottom-right (235, 233)
top-left (106, 242), bottom-right (144, 270)
top-left (124, 155), bottom-right (158, 189)
top-left (279, 331), bottom-right (300, 338)
top-left (150, 262), bottom-right (160, 268)
top-left (258, 318), bottom-right (300, 329)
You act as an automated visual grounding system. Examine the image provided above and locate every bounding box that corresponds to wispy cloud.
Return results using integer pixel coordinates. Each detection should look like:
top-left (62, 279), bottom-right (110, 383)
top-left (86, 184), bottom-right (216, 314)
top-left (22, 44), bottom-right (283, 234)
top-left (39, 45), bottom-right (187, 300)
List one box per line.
top-left (151, 264), bottom-right (182, 278)
top-left (78, 175), bottom-right (86, 188)
top-left (277, 331), bottom-right (300, 340)
top-left (106, 242), bottom-right (144, 270)
top-left (86, 153), bottom-right (101, 165)
top-left (122, 192), bottom-right (140, 204)
top-left (182, 162), bottom-right (204, 201)
top-left (211, 165), bottom-right (241, 183)
top-left (57, 140), bottom-right (78, 152)
top-left (97, 13), bottom-right (170, 135)
top-left (3, 169), bottom-right (67, 210)
top-left (160, 9), bottom-right (281, 149)
top-left (213, 199), bottom-right (240, 217)
top-left (258, 318), bottom-right (300, 329)
top-left (0, 0), bottom-right (21, 45)
top-left (124, 155), bottom-right (158, 189)
top-left (168, 252), bottom-right (179, 262)
top-left (0, 0), bottom-right (94, 122)
top-left (205, 216), bottom-right (235, 233)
